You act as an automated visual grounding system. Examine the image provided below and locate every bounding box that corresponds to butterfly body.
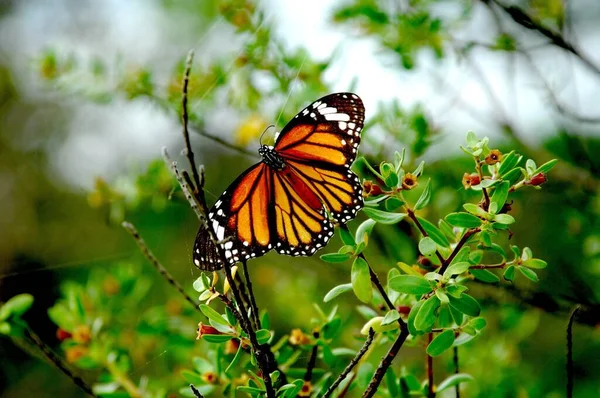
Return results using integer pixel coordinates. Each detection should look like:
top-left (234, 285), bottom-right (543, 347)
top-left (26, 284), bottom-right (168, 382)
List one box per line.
top-left (193, 93), bottom-right (365, 271)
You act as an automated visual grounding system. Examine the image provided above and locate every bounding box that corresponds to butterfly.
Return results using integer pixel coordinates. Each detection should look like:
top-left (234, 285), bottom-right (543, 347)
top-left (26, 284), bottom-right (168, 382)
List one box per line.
top-left (193, 92), bottom-right (365, 271)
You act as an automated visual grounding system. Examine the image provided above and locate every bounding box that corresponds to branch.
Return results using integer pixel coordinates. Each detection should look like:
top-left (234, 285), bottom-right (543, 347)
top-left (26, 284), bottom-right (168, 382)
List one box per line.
top-left (440, 228), bottom-right (481, 274)
top-left (242, 260), bottom-right (261, 331)
top-left (121, 221), bottom-right (200, 312)
top-left (406, 208), bottom-right (446, 265)
top-left (323, 328), bottom-right (375, 398)
top-left (427, 333), bottom-right (434, 398)
top-left (23, 327), bottom-right (97, 397)
top-left (362, 327), bottom-right (411, 398)
top-left (190, 384), bottom-right (205, 398)
top-left (162, 148), bottom-right (205, 222)
top-left (566, 306), bottom-right (580, 398)
top-left (304, 342), bottom-right (319, 383)
top-left (453, 347), bottom-right (460, 398)
top-left (488, 0), bottom-right (600, 77)
top-left (181, 51), bottom-right (203, 200)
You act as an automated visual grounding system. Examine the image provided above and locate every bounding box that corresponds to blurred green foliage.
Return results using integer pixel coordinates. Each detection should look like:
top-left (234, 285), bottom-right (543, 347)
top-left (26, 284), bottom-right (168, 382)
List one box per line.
top-left (1, 0), bottom-right (600, 397)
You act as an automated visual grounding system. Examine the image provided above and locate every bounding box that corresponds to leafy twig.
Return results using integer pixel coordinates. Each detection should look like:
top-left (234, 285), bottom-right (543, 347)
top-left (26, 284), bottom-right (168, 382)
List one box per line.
top-left (242, 260), bottom-right (261, 331)
top-left (323, 328), bottom-right (375, 398)
top-left (440, 228), bottom-right (481, 274)
top-left (406, 208), bottom-right (446, 265)
top-left (190, 384), bottom-right (205, 398)
top-left (121, 221), bottom-right (200, 312)
top-left (23, 327), bottom-right (97, 397)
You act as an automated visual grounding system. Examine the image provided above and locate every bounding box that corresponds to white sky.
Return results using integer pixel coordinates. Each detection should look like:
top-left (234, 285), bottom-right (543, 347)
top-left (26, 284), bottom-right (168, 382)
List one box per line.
top-left (1, 0), bottom-right (599, 188)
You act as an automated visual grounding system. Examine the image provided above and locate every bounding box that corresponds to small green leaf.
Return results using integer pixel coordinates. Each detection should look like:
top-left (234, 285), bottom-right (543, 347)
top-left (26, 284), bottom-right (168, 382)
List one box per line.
top-left (414, 295), bottom-right (441, 331)
top-left (360, 157), bottom-right (383, 180)
top-left (503, 168), bottom-right (523, 185)
top-left (443, 262), bottom-right (471, 279)
top-left (386, 367), bottom-right (400, 398)
top-left (381, 163), bottom-right (399, 188)
top-left (412, 161), bottom-right (425, 177)
top-left (0, 322), bottom-right (11, 335)
top-left (445, 212), bottom-right (482, 228)
top-left (503, 265), bottom-right (515, 281)
top-left (426, 329), bottom-right (455, 357)
top-left (448, 294), bottom-right (480, 317)
top-left (466, 131), bottom-right (477, 147)
top-left (463, 203), bottom-right (489, 218)
top-left (470, 269), bottom-right (500, 283)
top-left (385, 197), bottom-right (405, 212)
top-left (394, 149), bottom-right (406, 172)
top-left (362, 208), bottom-right (407, 224)
top-left (490, 181), bottom-right (509, 213)
top-left (494, 213), bottom-right (515, 225)
top-left (202, 334), bottom-right (234, 343)
top-left (438, 219), bottom-right (455, 240)
top-left (435, 289), bottom-right (449, 304)
top-left (324, 283), bottom-right (353, 303)
top-left (0, 294), bottom-right (34, 320)
top-left (526, 159), bottom-right (537, 175)
top-left (361, 316), bottom-right (398, 334)
top-left (355, 219), bottom-right (377, 243)
top-left (446, 284), bottom-right (468, 298)
top-left (351, 257), bottom-right (372, 303)
top-left (192, 276), bottom-right (208, 292)
top-left (417, 217), bottom-right (450, 248)
top-left (320, 253), bottom-right (352, 263)
top-left (407, 301), bottom-right (424, 336)
top-left (181, 370), bottom-right (205, 385)
top-left (255, 329), bottom-right (272, 344)
top-left (534, 159), bottom-right (558, 175)
top-left (517, 266), bottom-right (539, 282)
top-left (522, 259), bottom-right (547, 269)
top-left (339, 227), bottom-right (356, 246)
top-left (469, 317), bottom-right (487, 330)
top-left (199, 305), bottom-right (231, 327)
top-left (381, 310), bottom-right (400, 326)
top-left (389, 275), bottom-right (432, 295)
top-left (497, 150), bottom-right (519, 176)
top-left (436, 374), bottom-right (474, 392)
top-left (414, 179), bottom-right (431, 210)
top-left (418, 237), bottom-right (437, 255)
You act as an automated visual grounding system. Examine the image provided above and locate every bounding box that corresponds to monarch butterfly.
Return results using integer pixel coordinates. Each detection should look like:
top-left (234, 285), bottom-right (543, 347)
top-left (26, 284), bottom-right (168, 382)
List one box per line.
top-left (193, 92), bottom-right (365, 271)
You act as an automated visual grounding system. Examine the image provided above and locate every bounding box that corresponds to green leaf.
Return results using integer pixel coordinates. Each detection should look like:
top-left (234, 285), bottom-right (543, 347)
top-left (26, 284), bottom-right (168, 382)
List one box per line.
top-left (417, 217), bottom-right (450, 248)
top-left (324, 283), bottom-right (353, 303)
top-left (362, 208), bottom-right (407, 224)
top-left (490, 181), bottom-right (509, 213)
top-left (517, 266), bottom-right (539, 282)
top-left (237, 386), bottom-right (265, 395)
top-left (446, 284), bottom-right (468, 298)
top-left (504, 168), bottom-right (524, 185)
top-left (526, 159), bottom-right (537, 175)
top-left (381, 163), bottom-right (399, 188)
top-left (466, 131), bottom-right (477, 147)
top-left (414, 296), bottom-right (441, 331)
top-left (339, 227), bottom-right (355, 246)
top-left (443, 262), bottom-right (471, 279)
top-left (385, 197), bottom-right (405, 212)
top-left (199, 305), bottom-right (231, 327)
top-left (418, 237), bottom-right (437, 255)
top-left (47, 304), bottom-right (77, 331)
top-left (534, 159), bottom-right (558, 175)
top-left (494, 213), bottom-right (515, 225)
top-left (355, 219), bottom-right (377, 243)
top-left (426, 329), bottom-right (455, 357)
top-left (351, 257), bottom-right (372, 303)
top-left (503, 265), bottom-right (515, 281)
top-left (202, 334), bottom-right (234, 343)
top-left (0, 294), bottom-right (34, 320)
top-left (359, 157), bottom-right (383, 180)
top-left (226, 344), bottom-right (243, 373)
top-left (255, 329), bottom-right (272, 344)
top-left (522, 259), bottom-right (547, 269)
top-left (469, 317), bottom-right (487, 330)
top-left (192, 276), bottom-right (208, 292)
top-left (381, 310), bottom-right (401, 326)
top-left (414, 179), bottom-right (431, 210)
top-left (436, 374), bottom-right (474, 392)
top-left (181, 370), bottom-right (205, 385)
top-left (463, 203), bottom-right (489, 218)
top-left (448, 294), bottom-right (480, 317)
top-left (412, 161), bottom-right (425, 177)
top-left (497, 150), bottom-right (519, 176)
top-left (470, 269), bottom-right (500, 283)
top-left (435, 289), bottom-right (449, 304)
top-left (445, 212), bottom-right (482, 228)
top-left (389, 275), bottom-right (432, 295)
top-left (320, 253), bottom-right (352, 263)
top-left (0, 322), bottom-right (11, 335)
top-left (407, 301), bottom-right (424, 336)
top-left (386, 367), bottom-right (400, 398)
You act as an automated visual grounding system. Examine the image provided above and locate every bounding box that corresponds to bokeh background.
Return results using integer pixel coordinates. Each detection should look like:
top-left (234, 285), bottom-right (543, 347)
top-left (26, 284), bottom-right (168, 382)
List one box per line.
top-left (1, 0), bottom-right (599, 397)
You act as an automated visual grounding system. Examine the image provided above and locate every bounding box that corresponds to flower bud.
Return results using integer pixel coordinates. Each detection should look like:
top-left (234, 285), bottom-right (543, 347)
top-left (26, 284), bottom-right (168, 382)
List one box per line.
top-left (462, 173), bottom-right (480, 189)
top-left (484, 149), bottom-right (503, 165)
top-left (72, 325), bottom-right (92, 344)
top-left (56, 328), bottom-right (72, 341)
top-left (362, 180), bottom-right (383, 197)
top-left (289, 328), bottom-right (311, 345)
top-left (196, 322), bottom-right (222, 340)
top-left (401, 173), bottom-right (418, 190)
top-left (529, 172), bottom-right (547, 186)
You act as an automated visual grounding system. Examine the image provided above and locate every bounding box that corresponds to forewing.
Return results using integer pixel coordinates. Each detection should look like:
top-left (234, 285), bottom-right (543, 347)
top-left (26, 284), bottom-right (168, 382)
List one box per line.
top-left (274, 92), bottom-right (365, 223)
top-left (192, 162), bottom-right (273, 270)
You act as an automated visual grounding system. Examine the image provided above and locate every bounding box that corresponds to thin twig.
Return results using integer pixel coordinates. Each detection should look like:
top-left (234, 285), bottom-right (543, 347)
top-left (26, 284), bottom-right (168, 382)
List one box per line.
top-left (242, 260), bottom-right (261, 331)
top-left (453, 347), bottom-right (460, 398)
top-left (189, 123), bottom-right (257, 157)
top-left (440, 228), bottom-right (481, 274)
top-left (304, 343), bottom-right (319, 383)
top-left (323, 328), bottom-right (375, 398)
top-left (190, 384), bottom-right (205, 398)
top-left (567, 306), bottom-right (580, 398)
top-left (23, 327), bottom-right (97, 397)
top-left (488, 0), bottom-right (600, 76)
top-left (121, 221), bottom-right (200, 312)
top-left (181, 51), bottom-right (203, 199)
top-left (162, 148), bottom-right (204, 222)
top-left (362, 327), bottom-right (411, 398)
top-left (427, 333), bottom-right (434, 398)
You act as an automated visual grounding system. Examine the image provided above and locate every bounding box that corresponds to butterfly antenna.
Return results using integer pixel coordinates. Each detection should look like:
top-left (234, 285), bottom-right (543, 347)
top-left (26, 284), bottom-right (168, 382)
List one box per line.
top-left (275, 52), bottom-right (308, 128)
top-left (259, 124), bottom-right (275, 146)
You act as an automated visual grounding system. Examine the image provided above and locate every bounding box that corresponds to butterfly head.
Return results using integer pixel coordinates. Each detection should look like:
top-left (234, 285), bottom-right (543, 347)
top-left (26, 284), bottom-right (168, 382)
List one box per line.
top-left (258, 145), bottom-right (286, 170)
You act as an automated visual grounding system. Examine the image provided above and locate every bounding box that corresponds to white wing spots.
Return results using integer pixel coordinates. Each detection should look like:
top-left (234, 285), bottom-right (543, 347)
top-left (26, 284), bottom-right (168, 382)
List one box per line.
top-left (194, 258), bottom-right (200, 266)
top-left (312, 101), bottom-right (322, 109)
top-left (318, 107), bottom-right (337, 115)
top-left (317, 103), bottom-right (327, 110)
top-left (341, 139), bottom-right (346, 145)
top-left (348, 122), bottom-right (356, 129)
top-left (324, 113), bottom-right (350, 122)
top-left (343, 94), bottom-right (348, 98)
top-left (338, 121), bottom-right (347, 130)
top-left (302, 109), bottom-right (309, 116)
top-left (310, 112), bottom-right (316, 119)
